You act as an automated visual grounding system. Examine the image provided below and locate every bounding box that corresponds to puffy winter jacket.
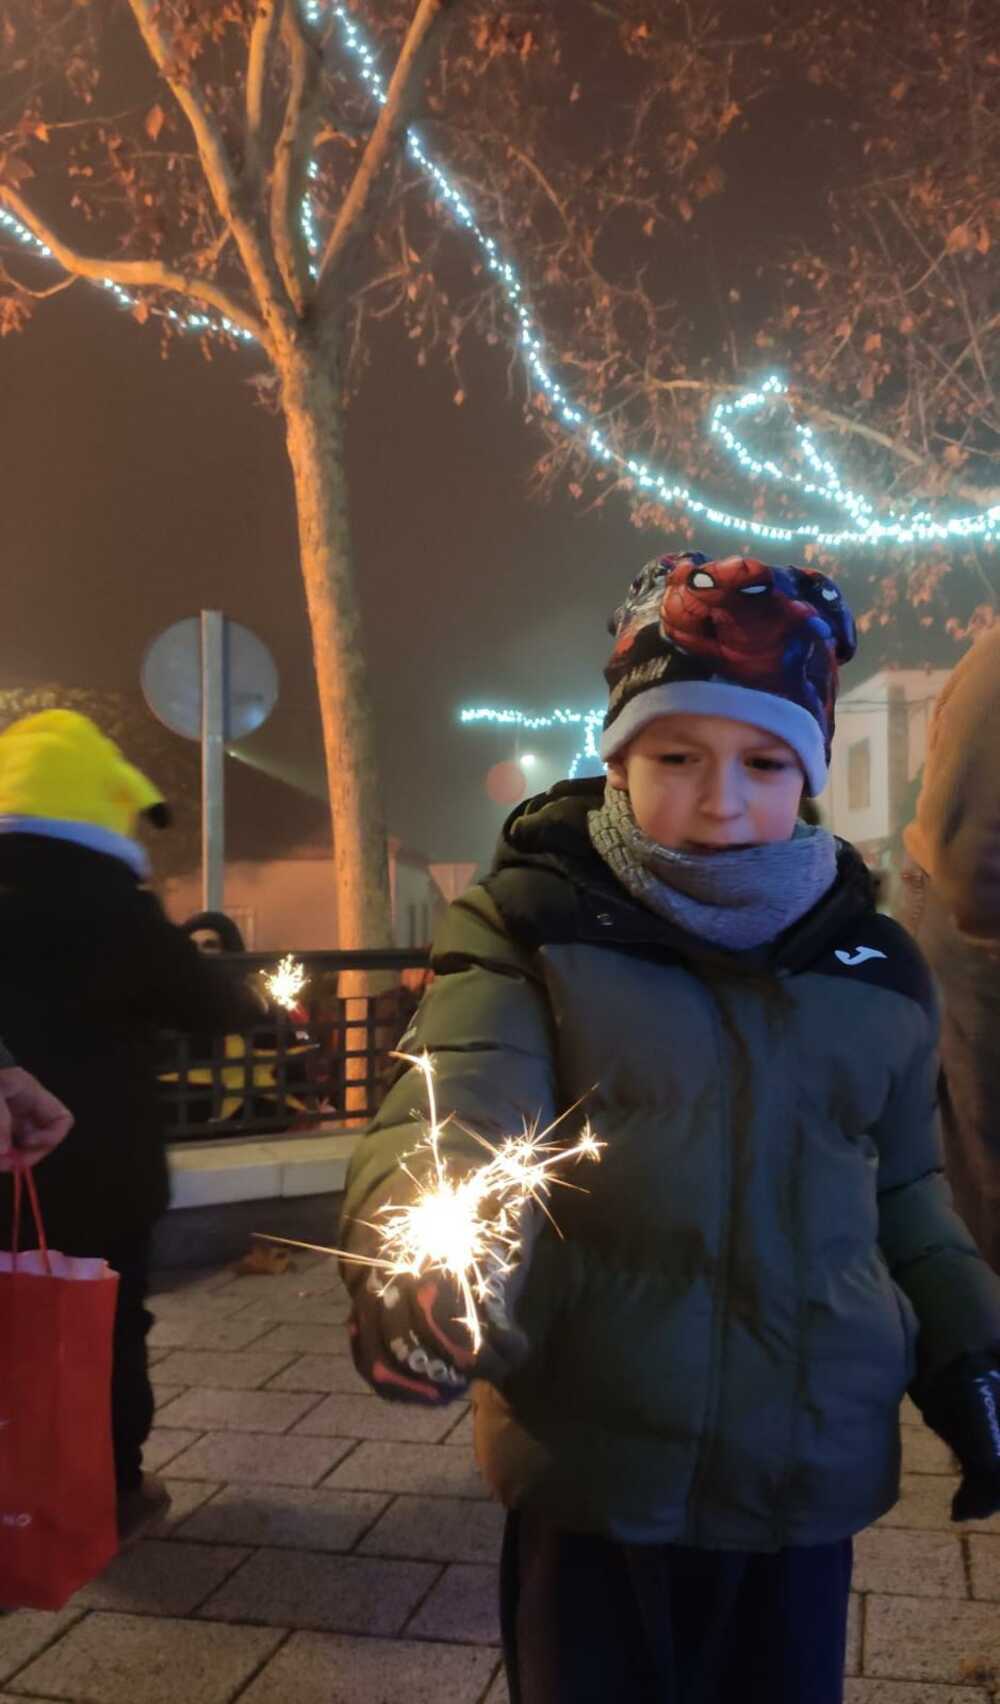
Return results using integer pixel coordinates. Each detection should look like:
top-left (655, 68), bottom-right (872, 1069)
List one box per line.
top-left (343, 780), bottom-right (1000, 1550)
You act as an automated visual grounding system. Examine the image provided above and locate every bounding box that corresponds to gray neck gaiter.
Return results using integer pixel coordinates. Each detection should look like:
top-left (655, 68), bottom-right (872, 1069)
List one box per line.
top-left (587, 782), bottom-right (839, 951)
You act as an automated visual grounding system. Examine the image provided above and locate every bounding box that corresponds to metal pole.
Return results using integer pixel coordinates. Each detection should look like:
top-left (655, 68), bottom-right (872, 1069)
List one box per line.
top-left (201, 609), bottom-right (226, 914)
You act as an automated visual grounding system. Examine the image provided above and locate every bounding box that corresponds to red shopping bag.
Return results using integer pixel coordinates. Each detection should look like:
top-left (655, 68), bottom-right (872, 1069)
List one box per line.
top-left (0, 1167), bottom-right (119, 1609)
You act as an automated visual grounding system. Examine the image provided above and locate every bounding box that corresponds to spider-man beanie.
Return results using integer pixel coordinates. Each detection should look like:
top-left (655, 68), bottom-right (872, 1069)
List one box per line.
top-left (601, 553), bottom-right (857, 796)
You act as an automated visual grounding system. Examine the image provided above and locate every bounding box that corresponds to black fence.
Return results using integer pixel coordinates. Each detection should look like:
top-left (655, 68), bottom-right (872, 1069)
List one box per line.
top-left (158, 948), bottom-right (430, 1142)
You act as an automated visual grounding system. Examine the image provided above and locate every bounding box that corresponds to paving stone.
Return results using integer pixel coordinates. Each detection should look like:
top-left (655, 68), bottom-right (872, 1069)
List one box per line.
top-left (151, 1348), bottom-right (296, 1390)
top-left (230, 1295), bottom-right (351, 1326)
top-left (175, 1484), bottom-right (388, 1552)
top-left (238, 1630), bottom-right (499, 1704)
top-left (141, 1428), bottom-right (205, 1472)
top-left (147, 1312), bottom-right (276, 1352)
top-left (150, 1267), bottom-right (242, 1297)
top-left (0, 1607), bottom-right (84, 1685)
top-left (406, 1563), bottom-right (500, 1644)
top-left (72, 1539), bottom-right (250, 1616)
top-left (151, 1382), bottom-right (188, 1410)
top-left (165, 1431), bottom-right (352, 1487)
top-left (253, 1322), bottom-right (354, 1356)
top-left (267, 1353), bottom-right (371, 1395)
top-left (149, 1289), bottom-right (254, 1319)
top-left (149, 1479), bottom-right (222, 1534)
top-left (155, 1387), bottom-right (323, 1434)
top-left (8, 1611), bottom-right (283, 1704)
top-left (879, 1476), bottom-right (1000, 1535)
top-left (293, 1392), bottom-right (464, 1444)
top-left (847, 1592), bottom-right (861, 1676)
top-left (484, 1671), bottom-right (511, 1704)
top-left (865, 1595), bottom-right (1000, 1685)
top-left (226, 1262), bottom-right (347, 1300)
top-left (900, 1429), bottom-right (958, 1475)
top-left (900, 1397), bottom-right (922, 1427)
top-left (360, 1495), bottom-right (505, 1564)
top-left (844, 1684), bottom-right (990, 1702)
top-left (199, 1548), bottom-right (438, 1636)
top-left (444, 1408), bottom-right (476, 1448)
top-left (325, 1443), bottom-right (488, 1500)
top-left (852, 1529), bottom-right (967, 1599)
top-left (967, 1535), bottom-right (1000, 1601)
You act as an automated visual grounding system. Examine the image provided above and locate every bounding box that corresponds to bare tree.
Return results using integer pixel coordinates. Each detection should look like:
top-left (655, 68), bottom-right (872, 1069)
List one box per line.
top-left (0, 0), bottom-right (798, 947)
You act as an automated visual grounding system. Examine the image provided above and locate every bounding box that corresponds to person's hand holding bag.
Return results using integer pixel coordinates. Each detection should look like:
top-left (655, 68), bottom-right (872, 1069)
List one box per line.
top-left (0, 1066), bottom-right (73, 1172)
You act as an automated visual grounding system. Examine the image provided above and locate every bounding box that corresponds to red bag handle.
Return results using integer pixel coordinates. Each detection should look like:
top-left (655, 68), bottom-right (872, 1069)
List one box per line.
top-left (10, 1164), bottom-right (52, 1276)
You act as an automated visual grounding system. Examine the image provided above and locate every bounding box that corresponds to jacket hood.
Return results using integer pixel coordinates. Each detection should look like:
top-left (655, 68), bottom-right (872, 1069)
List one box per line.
top-left (489, 776), bottom-right (874, 974)
top-left (904, 629), bottom-right (1000, 938)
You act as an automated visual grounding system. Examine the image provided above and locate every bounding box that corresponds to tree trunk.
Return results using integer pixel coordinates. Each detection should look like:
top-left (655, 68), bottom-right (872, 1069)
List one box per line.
top-left (280, 344), bottom-right (395, 1117)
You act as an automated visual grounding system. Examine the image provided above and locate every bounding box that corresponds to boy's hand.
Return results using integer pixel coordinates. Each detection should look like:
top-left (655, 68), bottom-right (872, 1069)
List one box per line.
top-left (350, 1269), bottom-right (474, 1405)
top-left (920, 1351), bottom-right (1000, 1521)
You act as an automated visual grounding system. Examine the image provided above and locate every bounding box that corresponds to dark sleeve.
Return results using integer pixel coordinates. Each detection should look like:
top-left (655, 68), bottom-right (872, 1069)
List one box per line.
top-left (340, 887), bottom-right (558, 1288)
top-left (127, 892), bottom-right (265, 1035)
top-left (873, 991), bottom-right (1000, 1389)
top-left (0, 1036), bottom-right (15, 1070)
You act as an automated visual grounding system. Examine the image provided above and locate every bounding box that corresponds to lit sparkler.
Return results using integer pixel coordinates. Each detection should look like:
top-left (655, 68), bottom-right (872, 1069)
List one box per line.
top-left (263, 955), bottom-right (307, 1012)
top-left (258, 1049), bottom-right (602, 1355)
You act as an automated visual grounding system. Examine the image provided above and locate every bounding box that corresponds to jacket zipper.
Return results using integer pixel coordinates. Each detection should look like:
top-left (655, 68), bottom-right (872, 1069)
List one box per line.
top-left (682, 988), bottom-right (734, 1545)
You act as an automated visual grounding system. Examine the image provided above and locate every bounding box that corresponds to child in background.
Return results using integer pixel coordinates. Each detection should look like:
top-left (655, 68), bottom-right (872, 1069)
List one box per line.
top-left (343, 555), bottom-right (1000, 1704)
top-left (0, 711), bottom-right (263, 1542)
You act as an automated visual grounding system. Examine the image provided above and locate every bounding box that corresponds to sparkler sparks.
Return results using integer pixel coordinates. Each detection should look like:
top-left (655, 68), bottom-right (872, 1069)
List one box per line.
top-left (259, 1049), bottom-right (602, 1355)
top-left (263, 955), bottom-right (307, 1011)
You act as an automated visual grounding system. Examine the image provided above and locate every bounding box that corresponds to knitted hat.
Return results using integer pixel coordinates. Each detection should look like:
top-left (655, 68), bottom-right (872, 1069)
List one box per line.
top-left (0, 710), bottom-right (169, 837)
top-left (601, 553), bottom-right (856, 796)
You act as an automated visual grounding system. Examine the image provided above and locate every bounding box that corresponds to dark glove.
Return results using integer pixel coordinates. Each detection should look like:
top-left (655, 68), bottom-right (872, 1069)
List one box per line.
top-left (920, 1350), bottom-right (1000, 1521)
top-left (350, 1267), bottom-right (475, 1406)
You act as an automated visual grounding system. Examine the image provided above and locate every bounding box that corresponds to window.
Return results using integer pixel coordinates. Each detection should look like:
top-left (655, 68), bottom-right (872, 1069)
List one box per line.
top-left (847, 738), bottom-right (871, 812)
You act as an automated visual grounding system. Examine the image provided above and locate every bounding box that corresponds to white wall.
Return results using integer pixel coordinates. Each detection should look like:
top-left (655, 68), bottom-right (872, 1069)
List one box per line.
top-left (820, 668), bottom-right (950, 845)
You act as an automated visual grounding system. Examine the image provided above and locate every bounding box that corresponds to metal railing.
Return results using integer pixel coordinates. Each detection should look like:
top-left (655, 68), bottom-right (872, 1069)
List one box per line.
top-left (158, 948), bottom-right (430, 1142)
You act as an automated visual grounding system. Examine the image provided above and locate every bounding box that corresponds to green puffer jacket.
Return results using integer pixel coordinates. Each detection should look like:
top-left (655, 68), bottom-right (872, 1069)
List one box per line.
top-left (343, 780), bottom-right (1000, 1551)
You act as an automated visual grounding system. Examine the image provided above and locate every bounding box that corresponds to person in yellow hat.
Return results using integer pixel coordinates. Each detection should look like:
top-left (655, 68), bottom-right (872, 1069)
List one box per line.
top-left (0, 711), bottom-right (262, 1543)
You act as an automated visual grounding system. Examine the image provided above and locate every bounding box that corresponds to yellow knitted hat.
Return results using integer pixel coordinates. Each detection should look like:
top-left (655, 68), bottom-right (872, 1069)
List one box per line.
top-left (0, 710), bottom-right (166, 839)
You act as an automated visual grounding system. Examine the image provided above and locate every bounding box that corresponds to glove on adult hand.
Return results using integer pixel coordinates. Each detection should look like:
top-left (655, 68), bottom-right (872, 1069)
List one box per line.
top-left (920, 1350), bottom-right (1000, 1521)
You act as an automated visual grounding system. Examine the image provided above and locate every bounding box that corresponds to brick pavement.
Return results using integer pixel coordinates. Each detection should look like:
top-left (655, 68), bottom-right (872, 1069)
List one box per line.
top-left (1, 1255), bottom-right (999, 1703)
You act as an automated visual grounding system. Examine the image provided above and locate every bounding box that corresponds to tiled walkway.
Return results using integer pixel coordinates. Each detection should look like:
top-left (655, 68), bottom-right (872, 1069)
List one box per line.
top-left (2, 1254), bottom-right (999, 1702)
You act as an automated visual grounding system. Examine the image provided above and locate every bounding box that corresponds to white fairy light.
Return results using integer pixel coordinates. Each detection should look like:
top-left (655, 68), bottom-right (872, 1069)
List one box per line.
top-left (461, 706), bottom-right (603, 777)
top-left (4, 10), bottom-right (998, 549)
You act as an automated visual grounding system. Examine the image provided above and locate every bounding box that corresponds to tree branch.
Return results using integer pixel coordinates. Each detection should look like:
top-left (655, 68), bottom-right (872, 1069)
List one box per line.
top-left (0, 184), bottom-right (268, 345)
top-left (126, 0), bottom-right (294, 342)
top-left (245, 0), bottom-right (283, 188)
top-left (317, 0), bottom-right (456, 308)
top-left (270, 1), bottom-right (321, 318)
top-left (795, 396), bottom-right (1000, 508)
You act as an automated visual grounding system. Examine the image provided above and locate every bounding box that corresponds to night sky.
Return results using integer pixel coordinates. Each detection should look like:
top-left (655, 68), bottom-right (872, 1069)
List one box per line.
top-left (2, 267), bottom-right (661, 872)
top-left (0, 45), bottom-right (897, 878)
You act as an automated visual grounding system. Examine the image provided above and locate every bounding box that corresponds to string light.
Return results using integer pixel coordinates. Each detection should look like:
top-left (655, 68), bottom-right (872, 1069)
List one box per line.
top-left (461, 705), bottom-right (603, 778)
top-left (460, 690), bottom-right (926, 780)
top-left (4, 9), bottom-right (998, 548)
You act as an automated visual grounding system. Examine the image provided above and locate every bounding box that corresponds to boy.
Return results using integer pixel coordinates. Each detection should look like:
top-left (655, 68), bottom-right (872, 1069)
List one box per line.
top-left (344, 554), bottom-right (1000, 1703)
top-left (0, 710), bottom-right (263, 1541)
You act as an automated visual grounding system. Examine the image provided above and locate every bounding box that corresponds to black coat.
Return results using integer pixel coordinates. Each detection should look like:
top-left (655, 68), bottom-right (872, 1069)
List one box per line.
top-left (0, 835), bottom-right (261, 1248)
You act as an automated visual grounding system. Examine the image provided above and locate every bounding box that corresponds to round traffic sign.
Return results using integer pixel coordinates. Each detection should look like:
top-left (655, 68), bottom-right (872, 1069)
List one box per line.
top-left (141, 615), bottom-right (278, 741)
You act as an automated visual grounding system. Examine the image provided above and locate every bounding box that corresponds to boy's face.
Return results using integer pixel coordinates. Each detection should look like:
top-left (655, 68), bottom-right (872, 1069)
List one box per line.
top-left (606, 713), bottom-right (805, 852)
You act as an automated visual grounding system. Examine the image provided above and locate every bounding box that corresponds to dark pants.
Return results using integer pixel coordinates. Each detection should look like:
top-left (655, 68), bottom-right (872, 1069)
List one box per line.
top-left (501, 1511), bottom-right (853, 1704)
top-left (100, 1232), bottom-right (155, 1492)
